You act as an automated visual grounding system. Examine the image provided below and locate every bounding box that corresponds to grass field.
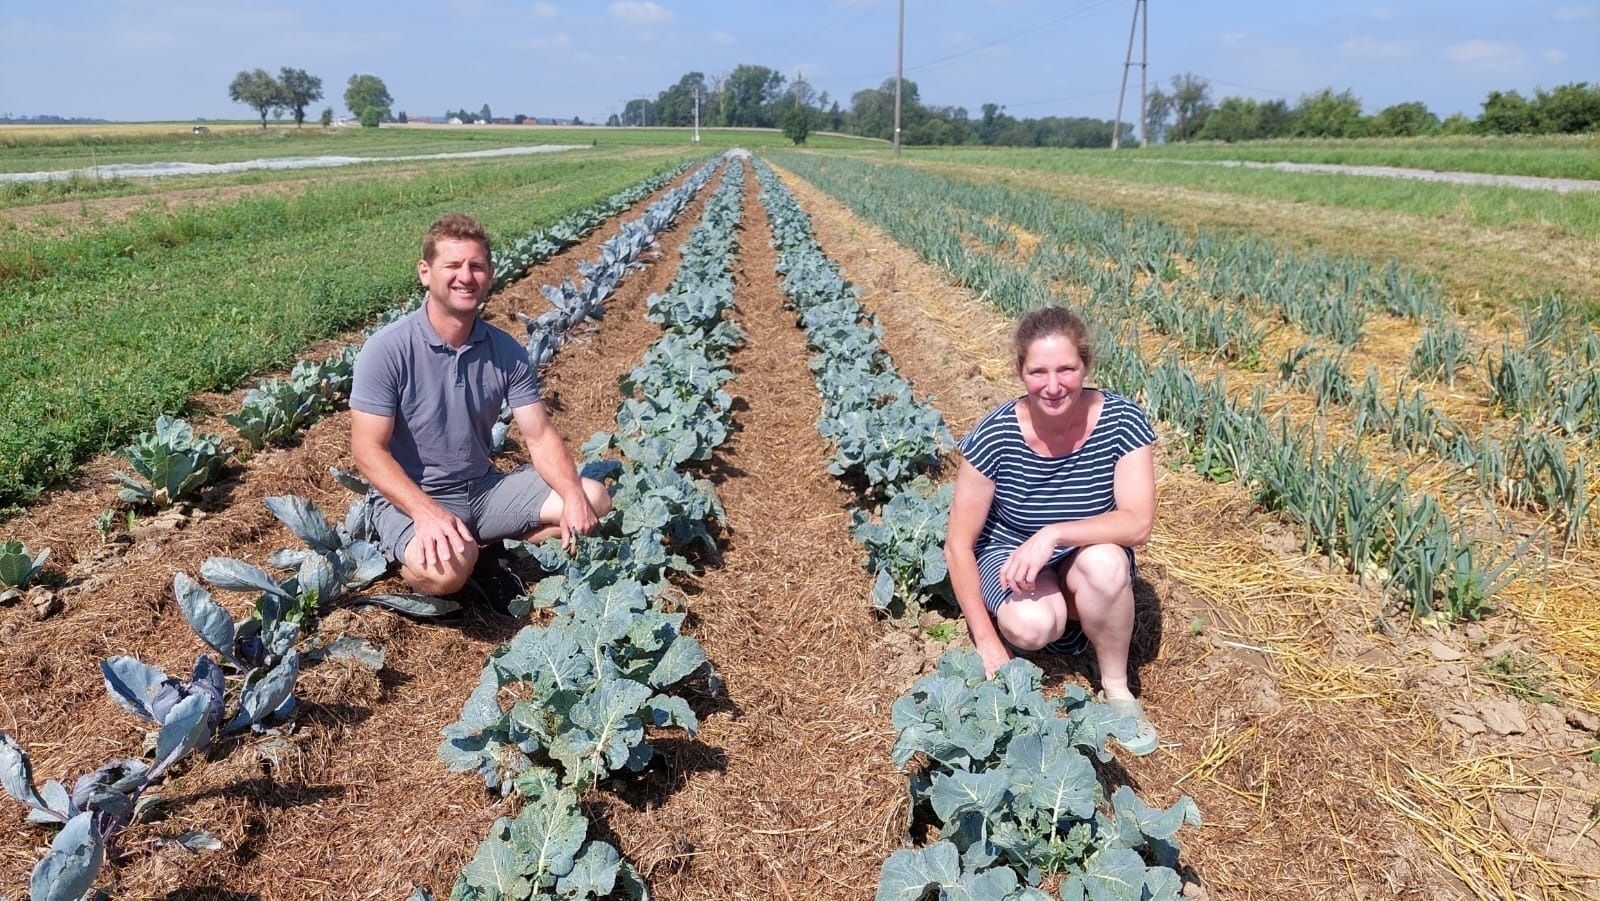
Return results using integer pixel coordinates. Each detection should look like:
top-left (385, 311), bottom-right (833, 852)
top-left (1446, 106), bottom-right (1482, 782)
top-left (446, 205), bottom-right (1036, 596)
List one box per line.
top-left (1090, 133), bottom-right (1600, 181)
top-left (0, 122), bottom-right (881, 172)
top-left (898, 145), bottom-right (1600, 239)
top-left (0, 148), bottom-right (693, 504)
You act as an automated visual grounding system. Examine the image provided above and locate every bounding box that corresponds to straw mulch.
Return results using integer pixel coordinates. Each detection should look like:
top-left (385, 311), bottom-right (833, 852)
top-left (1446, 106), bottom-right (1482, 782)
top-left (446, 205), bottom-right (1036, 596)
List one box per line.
top-left (592, 163), bottom-right (905, 898)
top-left (0, 168), bottom-right (713, 898)
top-left (774, 162), bottom-right (1600, 901)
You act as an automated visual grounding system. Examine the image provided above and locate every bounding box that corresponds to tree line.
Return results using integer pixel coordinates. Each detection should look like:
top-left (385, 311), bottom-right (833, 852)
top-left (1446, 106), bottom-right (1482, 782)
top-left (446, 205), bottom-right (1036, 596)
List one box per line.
top-left (227, 69), bottom-right (392, 128)
top-left (1147, 75), bottom-right (1600, 143)
top-left (610, 66), bottom-right (1131, 148)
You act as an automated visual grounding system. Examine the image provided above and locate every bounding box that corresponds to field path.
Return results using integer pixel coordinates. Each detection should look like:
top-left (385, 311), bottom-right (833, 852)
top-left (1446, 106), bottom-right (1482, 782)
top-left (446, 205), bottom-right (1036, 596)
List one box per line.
top-left (598, 161), bottom-right (904, 898)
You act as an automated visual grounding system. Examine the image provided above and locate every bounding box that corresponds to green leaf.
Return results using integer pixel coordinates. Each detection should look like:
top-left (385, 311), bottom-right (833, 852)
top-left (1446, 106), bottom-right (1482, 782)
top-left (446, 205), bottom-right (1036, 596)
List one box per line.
top-left (877, 841), bottom-right (961, 901)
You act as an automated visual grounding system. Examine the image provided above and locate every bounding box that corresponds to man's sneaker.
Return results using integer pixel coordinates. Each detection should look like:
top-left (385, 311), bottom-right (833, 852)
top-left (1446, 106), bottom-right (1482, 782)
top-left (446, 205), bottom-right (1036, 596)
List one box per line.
top-left (1044, 622), bottom-right (1090, 656)
top-left (467, 545), bottom-right (527, 619)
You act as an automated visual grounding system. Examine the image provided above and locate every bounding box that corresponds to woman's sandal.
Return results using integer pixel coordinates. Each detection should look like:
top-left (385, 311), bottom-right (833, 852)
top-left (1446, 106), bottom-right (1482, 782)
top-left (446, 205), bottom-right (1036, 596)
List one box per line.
top-left (1102, 695), bottom-right (1159, 757)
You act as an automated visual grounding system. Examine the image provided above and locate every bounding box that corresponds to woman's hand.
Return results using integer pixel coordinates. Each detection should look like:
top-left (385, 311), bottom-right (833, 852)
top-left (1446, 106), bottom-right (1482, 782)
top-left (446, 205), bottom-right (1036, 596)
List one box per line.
top-left (978, 640), bottom-right (1014, 679)
top-left (999, 525), bottom-right (1060, 593)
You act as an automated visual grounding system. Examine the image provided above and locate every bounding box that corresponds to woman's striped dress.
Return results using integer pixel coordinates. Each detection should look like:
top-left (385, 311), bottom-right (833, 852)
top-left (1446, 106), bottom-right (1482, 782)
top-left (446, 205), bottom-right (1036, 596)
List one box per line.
top-left (956, 391), bottom-right (1157, 613)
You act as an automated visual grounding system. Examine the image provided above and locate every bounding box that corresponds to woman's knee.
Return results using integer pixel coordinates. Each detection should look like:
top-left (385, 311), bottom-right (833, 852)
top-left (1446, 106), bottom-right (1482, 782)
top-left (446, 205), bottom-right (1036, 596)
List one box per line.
top-left (1070, 544), bottom-right (1132, 599)
top-left (996, 600), bottom-right (1064, 651)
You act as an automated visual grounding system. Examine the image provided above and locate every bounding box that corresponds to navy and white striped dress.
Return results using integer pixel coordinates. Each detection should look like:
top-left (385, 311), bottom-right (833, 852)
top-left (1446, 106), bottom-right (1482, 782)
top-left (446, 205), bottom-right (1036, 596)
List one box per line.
top-left (957, 391), bottom-right (1157, 613)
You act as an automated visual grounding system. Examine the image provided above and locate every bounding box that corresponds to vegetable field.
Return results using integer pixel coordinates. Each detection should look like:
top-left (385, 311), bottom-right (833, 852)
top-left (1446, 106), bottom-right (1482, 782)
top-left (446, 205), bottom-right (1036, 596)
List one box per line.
top-left (1, 135), bottom-right (1597, 900)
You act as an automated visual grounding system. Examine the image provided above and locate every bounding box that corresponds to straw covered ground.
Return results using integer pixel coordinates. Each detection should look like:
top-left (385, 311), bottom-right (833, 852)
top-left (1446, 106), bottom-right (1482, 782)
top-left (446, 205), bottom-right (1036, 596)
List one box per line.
top-left (3, 151), bottom-right (1598, 900)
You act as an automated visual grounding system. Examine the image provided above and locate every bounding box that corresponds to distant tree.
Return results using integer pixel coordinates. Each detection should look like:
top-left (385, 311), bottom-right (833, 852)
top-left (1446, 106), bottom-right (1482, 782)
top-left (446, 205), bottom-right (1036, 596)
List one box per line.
top-left (480, 103), bottom-right (492, 121)
top-left (514, 113), bottom-right (527, 124)
top-left (1144, 87), bottom-right (1173, 142)
top-left (397, 110), bottom-right (408, 123)
top-left (1478, 89), bottom-right (1533, 134)
top-left (344, 73), bottom-right (393, 121)
top-left (572, 116), bottom-right (583, 126)
top-left (1292, 88), bottom-right (1364, 138)
top-left (1439, 112), bottom-right (1475, 135)
top-left (1195, 96), bottom-right (1266, 142)
top-left (722, 64), bottom-right (785, 127)
top-left (1531, 82), bottom-right (1600, 134)
top-left (319, 107), bottom-right (333, 127)
top-left (827, 100), bottom-right (843, 132)
top-left (359, 107), bottom-right (382, 128)
top-left (655, 71), bottom-right (707, 126)
top-left (782, 106), bottom-right (810, 145)
top-left (1368, 101), bottom-right (1438, 137)
top-left (1166, 73), bottom-right (1213, 141)
top-left (605, 113), bottom-right (621, 127)
top-left (277, 67), bottom-right (322, 128)
top-left (229, 68), bottom-right (283, 129)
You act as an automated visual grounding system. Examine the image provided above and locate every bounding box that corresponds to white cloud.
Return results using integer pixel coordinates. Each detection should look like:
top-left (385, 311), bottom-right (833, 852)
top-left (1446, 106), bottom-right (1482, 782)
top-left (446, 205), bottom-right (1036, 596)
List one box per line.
top-left (1444, 39), bottom-right (1525, 67)
top-left (515, 30), bottom-right (572, 50)
top-left (609, 1), bottom-right (672, 25)
top-left (1338, 35), bottom-right (1415, 59)
top-left (532, 1), bottom-right (559, 16)
top-left (707, 30), bottom-right (735, 46)
top-left (1544, 48), bottom-right (1568, 63)
top-left (1554, 4), bottom-right (1597, 20)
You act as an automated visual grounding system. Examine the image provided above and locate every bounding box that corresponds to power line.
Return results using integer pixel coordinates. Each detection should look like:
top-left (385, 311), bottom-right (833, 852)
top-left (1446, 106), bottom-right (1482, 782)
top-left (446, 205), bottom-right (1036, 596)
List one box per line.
top-left (1003, 87), bottom-right (1121, 110)
top-left (904, 0), bottom-right (1121, 74)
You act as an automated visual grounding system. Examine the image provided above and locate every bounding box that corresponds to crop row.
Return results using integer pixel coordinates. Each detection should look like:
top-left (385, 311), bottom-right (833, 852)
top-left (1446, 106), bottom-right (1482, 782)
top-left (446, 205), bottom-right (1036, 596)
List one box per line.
top-left (755, 158), bottom-right (1200, 900)
top-left (772, 153), bottom-right (1536, 622)
top-left (428, 156), bottom-right (746, 900)
top-left (0, 162), bottom-right (722, 900)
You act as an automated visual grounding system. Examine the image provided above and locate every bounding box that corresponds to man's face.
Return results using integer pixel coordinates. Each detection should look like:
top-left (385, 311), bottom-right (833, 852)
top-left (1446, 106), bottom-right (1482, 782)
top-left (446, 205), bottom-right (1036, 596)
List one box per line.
top-left (418, 238), bottom-right (492, 314)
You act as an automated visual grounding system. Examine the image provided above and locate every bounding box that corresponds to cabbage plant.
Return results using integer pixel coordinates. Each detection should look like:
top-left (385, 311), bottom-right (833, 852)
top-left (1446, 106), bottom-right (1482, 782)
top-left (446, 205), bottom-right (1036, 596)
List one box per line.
top-left (115, 415), bottom-right (230, 507)
top-left (0, 540), bottom-right (50, 601)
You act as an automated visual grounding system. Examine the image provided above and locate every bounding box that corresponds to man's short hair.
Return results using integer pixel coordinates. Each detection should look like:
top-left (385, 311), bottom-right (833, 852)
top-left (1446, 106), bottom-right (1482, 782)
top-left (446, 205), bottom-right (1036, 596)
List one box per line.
top-left (422, 213), bottom-right (492, 263)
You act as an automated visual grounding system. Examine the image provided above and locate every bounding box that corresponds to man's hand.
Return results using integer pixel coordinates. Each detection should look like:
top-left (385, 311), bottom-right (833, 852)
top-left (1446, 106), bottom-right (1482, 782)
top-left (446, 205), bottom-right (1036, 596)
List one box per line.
top-left (999, 525), bottom-right (1060, 593)
top-left (411, 506), bottom-right (476, 569)
top-left (557, 488), bottom-right (599, 553)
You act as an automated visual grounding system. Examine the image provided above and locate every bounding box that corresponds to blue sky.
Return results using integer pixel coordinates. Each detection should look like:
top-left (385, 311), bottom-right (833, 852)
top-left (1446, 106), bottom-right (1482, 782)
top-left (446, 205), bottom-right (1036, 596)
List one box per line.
top-left (1, 1), bottom-right (1594, 123)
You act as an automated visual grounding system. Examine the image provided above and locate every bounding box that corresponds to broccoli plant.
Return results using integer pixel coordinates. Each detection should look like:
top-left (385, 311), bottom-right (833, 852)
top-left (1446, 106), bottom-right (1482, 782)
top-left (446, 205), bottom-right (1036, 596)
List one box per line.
top-left (852, 478), bottom-right (954, 616)
top-left (0, 540), bottom-right (50, 602)
top-left (882, 651), bottom-right (1198, 898)
top-left (115, 415), bottom-right (230, 507)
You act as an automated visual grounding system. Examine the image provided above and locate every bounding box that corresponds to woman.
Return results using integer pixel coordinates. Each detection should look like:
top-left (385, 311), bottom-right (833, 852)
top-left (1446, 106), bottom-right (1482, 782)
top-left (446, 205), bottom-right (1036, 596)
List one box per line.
top-left (945, 306), bottom-right (1159, 755)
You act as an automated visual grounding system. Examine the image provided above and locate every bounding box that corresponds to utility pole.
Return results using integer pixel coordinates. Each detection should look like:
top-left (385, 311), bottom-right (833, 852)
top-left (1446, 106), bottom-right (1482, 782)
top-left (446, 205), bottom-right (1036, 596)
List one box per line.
top-left (893, 0), bottom-right (904, 156)
top-left (693, 84), bottom-right (701, 142)
top-left (1139, 0), bottom-right (1149, 147)
top-left (1111, 0), bottom-right (1149, 150)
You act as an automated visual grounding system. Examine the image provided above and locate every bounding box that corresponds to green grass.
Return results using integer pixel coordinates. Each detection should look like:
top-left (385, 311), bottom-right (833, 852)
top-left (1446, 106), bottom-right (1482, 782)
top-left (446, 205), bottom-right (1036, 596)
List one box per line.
top-left (0, 151), bottom-right (692, 505)
top-left (0, 123), bottom-right (881, 173)
top-left (1092, 134), bottom-right (1600, 181)
top-left (895, 146), bottom-right (1600, 239)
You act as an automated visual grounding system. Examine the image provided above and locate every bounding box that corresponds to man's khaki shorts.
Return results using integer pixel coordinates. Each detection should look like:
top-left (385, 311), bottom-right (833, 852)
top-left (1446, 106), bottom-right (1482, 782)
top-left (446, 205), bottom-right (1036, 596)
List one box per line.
top-left (370, 464), bottom-right (554, 561)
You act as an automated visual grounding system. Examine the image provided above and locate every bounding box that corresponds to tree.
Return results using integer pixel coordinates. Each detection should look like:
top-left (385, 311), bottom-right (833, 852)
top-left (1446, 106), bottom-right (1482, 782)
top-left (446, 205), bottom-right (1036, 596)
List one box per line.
top-left (654, 72), bottom-right (707, 127)
top-left (1478, 89), bottom-right (1533, 134)
top-left (782, 106), bottom-right (810, 145)
top-left (228, 68), bottom-right (283, 129)
top-left (480, 103), bottom-right (492, 122)
top-left (344, 73), bottom-right (393, 121)
top-left (277, 67), bottom-right (322, 128)
top-left (319, 107), bottom-right (333, 127)
top-left (722, 65), bottom-right (785, 127)
top-left (1195, 96), bottom-right (1265, 142)
top-left (1368, 101), bottom-right (1438, 137)
top-left (397, 110), bottom-right (408, 124)
top-left (1292, 88), bottom-right (1364, 138)
top-left (1165, 73), bottom-right (1213, 141)
top-left (1144, 87), bottom-right (1173, 142)
top-left (1531, 82), bottom-right (1600, 134)
top-left (359, 107), bottom-right (382, 128)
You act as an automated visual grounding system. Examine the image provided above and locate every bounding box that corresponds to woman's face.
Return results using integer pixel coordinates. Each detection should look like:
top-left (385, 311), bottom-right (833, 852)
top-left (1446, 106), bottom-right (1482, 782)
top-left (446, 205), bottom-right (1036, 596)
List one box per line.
top-left (1019, 334), bottom-right (1087, 417)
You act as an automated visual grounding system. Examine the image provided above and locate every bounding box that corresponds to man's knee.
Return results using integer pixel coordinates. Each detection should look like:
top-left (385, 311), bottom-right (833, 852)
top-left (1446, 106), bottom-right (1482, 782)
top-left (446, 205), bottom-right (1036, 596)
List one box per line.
top-left (401, 540), bottom-right (478, 595)
top-left (996, 601), bottom-right (1063, 651)
top-left (582, 478), bottom-right (612, 517)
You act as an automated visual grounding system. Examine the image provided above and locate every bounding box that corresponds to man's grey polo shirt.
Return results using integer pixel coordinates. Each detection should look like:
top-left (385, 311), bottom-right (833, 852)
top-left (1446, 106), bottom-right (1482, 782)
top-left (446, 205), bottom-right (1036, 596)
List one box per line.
top-left (351, 305), bottom-right (539, 490)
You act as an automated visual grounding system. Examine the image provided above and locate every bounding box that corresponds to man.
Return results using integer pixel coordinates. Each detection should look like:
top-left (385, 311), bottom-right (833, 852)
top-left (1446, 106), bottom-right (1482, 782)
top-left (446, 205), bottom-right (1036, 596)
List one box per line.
top-left (350, 213), bottom-right (609, 607)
